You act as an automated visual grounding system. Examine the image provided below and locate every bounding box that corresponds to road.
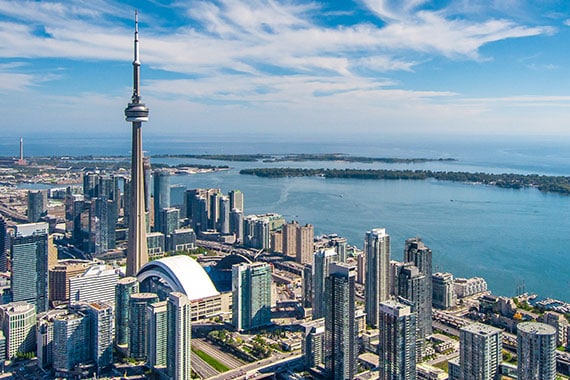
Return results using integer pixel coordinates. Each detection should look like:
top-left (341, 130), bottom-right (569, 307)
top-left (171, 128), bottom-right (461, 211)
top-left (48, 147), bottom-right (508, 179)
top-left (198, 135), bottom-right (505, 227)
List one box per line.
top-left (207, 353), bottom-right (302, 380)
top-left (191, 350), bottom-right (220, 379)
top-left (192, 338), bottom-right (245, 369)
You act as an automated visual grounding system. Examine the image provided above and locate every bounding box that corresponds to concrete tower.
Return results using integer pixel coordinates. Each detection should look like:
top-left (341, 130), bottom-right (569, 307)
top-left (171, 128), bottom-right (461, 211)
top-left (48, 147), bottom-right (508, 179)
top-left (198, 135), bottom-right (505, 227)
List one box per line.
top-left (125, 11), bottom-right (150, 276)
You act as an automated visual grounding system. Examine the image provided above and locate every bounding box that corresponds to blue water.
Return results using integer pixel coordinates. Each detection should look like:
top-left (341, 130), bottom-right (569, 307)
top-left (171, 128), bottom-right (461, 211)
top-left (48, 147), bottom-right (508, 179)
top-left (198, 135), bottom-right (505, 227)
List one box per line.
top-left (3, 134), bottom-right (570, 301)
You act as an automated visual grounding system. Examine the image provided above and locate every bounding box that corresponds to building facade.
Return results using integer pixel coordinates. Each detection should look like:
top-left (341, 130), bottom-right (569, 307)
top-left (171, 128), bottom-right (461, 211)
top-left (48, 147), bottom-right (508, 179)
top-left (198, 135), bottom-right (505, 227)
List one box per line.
top-left (459, 322), bottom-right (502, 380)
top-left (232, 262), bottom-right (272, 331)
top-left (378, 300), bottom-right (417, 380)
top-left (364, 228), bottom-right (390, 328)
top-left (517, 322), bottom-right (556, 380)
top-left (324, 262), bottom-right (358, 380)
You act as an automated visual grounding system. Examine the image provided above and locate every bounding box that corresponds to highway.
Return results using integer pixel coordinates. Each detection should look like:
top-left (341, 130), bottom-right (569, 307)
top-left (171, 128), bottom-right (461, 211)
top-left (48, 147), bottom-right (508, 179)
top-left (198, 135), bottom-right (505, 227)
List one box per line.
top-left (192, 338), bottom-right (246, 369)
top-left (207, 353), bottom-right (302, 380)
top-left (191, 351), bottom-right (220, 379)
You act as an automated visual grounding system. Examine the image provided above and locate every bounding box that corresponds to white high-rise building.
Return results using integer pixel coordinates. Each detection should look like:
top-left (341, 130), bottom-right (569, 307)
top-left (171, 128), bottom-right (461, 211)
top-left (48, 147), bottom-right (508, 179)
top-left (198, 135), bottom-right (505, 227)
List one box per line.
top-left (69, 264), bottom-right (118, 306)
top-left (364, 228), bottom-right (390, 328)
top-left (167, 292), bottom-right (192, 380)
top-left (312, 248), bottom-right (337, 319)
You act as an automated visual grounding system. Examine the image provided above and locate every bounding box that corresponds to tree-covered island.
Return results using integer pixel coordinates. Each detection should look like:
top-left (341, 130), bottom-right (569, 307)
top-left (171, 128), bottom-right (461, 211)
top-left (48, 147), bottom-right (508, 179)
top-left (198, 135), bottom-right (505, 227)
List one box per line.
top-left (239, 168), bottom-right (570, 195)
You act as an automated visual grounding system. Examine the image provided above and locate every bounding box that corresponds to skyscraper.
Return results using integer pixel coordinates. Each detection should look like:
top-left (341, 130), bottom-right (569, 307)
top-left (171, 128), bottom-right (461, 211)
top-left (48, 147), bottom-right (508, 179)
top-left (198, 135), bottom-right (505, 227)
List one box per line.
top-left (296, 223), bottom-right (314, 264)
top-left (218, 195), bottom-right (230, 234)
top-left (129, 292), bottom-right (159, 360)
top-left (432, 272), bottom-right (456, 309)
top-left (312, 248), bottom-right (338, 319)
top-left (232, 262), bottom-right (272, 331)
top-left (153, 170), bottom-right (170, 228)
top-left (157, 207), bottom-right (179, 236)
top-left (364, 228), bottom-right (390, 328)
top-left (125, 11), bottom-right (150, 277)
top-left (404, 238), bottom-right (432, 322)
top-left (167, 292), bottom-right (192, 380)
top-left (27, 189), bottom-right (47, 222)
top-left (283, 221), bottom-right (298, 257)
top-left (115, 277), bottom-right (139, 347)
top-left (147, 300), bottom-right (168, 370)
top-left (378, 300), bottom-right (417, 380)
top-left (229, 189), bottom-right (244, 212)
top-left (459, 322), bottom-right (502, 380)
top-left (52, 309), bottom-right (90, 373)
top-left (11, 223), bottom-right (49, 312)
top-left (395, 262), bottom-right (430, 360)
top-left (324, 262), bottom-right (357, 380)
top-left (87, 302), bottom-right (114, 370)
top-left (517, 322), bottom-right (556, 380)
top-left (0, 216), bottom-right (9, 272)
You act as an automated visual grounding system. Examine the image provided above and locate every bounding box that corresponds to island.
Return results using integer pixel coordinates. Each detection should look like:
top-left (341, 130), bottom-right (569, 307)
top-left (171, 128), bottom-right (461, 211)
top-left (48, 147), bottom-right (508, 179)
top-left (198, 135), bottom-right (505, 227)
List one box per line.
top-left (239, 168), bottom-right (570, 195)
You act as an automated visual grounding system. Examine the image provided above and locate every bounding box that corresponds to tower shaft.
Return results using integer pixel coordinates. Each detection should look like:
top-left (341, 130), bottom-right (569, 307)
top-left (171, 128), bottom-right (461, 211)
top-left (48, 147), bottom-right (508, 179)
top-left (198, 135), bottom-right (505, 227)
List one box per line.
top-left (126, 122), bottom-right (148, 276)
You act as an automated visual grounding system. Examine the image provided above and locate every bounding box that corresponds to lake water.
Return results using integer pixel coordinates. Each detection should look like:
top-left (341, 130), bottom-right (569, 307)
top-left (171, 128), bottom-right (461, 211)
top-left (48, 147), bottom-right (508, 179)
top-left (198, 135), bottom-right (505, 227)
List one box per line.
top-left (3, 134), bottom-right (570, 301)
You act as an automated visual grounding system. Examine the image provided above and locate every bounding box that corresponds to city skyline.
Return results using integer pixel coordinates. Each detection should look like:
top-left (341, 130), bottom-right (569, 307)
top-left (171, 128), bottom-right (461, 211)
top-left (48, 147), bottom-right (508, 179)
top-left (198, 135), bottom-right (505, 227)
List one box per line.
top-left (1, 0), bottom-right (570, 140)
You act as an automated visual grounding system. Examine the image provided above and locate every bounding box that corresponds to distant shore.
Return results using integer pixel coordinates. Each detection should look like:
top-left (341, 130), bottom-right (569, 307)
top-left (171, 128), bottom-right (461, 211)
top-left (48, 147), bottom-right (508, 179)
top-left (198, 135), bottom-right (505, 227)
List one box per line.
top-left (240, 168), bottom-right (570, 196)
top-left (152, 153), bottom-right (455, 164)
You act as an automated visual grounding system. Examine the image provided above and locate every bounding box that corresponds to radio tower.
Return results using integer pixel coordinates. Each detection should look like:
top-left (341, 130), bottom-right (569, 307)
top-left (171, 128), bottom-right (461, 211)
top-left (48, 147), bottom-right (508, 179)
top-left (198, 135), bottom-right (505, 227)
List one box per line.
top-left (125, 11), bottom-right (150, 276)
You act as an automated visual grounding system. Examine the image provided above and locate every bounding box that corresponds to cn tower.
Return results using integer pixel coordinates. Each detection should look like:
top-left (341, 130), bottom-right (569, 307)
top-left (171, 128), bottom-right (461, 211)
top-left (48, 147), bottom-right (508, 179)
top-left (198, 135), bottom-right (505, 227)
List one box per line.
top-left (125, 11), bottom-right (149, 276)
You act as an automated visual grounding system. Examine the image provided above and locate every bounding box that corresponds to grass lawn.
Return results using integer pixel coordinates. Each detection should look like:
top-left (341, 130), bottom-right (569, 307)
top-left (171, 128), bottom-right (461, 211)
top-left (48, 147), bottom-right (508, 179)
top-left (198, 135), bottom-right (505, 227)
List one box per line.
top-left (192, 348), bottom-right (230, 372)
top-left (433, 360), bottom-right (448, 372)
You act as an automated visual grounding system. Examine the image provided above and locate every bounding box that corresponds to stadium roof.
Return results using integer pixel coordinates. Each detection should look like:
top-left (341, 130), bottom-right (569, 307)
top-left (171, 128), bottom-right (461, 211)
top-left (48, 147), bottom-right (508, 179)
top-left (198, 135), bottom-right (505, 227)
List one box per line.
top-left (137, 255), bottom-right (219, 301)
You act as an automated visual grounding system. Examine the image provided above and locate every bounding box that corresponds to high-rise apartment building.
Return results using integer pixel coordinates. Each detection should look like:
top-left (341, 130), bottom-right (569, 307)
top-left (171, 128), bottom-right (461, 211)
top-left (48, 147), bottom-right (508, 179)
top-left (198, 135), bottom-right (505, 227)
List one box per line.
top-left (147, 300), bottom-right (168, 370)
top-left (432, 272), bottom-right (456, 309)
top-left (517, 322), bottom-right (556, 380)
top-left (324, 262), bottom-right (357, 380)
top-left (88, 197), bottom-right (117, 254)
top-left (87, 302), bottom-right (114, 370)
top-left (296, 224), bottom-right (314, 264)
top-left (229, 190), bottom-right (244, 212)
top-left (302, 318), bottom-right (325, 369)
top-left (115, 277), bottom-right (139, 347)
top-left (459, 322), bottom-right (502, 380)
top-left (395, 262), bottom-right (430, 360)
top-left (167, 292), bottom-right (192, 380)
top-left (0, 216), bottom-right (8, 272)
top-left (364, 228), bottom-right (390, 328)
top-left (378, 300), bottom-right (417, 380)
top-left (52, 309), bottom-right (90, 374)
top-left (230, 208), bottom-right (244, 243)
top-left (312, 248), bottom-right (338, 319)
top-left (157, 207), bottom-right (179, 236)
top-left (129, 292), bottom-right (159, 360)
top-left (0, 301), bottom-right (36, 359)
top-left (12, 222), bottom-right (49, 312)
top-left (283, 221), bottom-right (298, 257)
top-left (218, 196), bottom-right (231, 234)
top-left (232, 262), bottom-right (272, 331)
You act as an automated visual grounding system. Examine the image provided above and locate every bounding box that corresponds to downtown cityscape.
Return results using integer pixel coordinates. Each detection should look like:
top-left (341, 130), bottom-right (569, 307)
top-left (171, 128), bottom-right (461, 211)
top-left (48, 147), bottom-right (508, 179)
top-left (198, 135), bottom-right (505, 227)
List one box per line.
top-left (1, 1), bottom-right (570, 380)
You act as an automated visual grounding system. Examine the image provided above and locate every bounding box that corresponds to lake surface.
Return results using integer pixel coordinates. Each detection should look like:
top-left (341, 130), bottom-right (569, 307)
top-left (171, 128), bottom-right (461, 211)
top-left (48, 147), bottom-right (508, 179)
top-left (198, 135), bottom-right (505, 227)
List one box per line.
top-left (4, 134), bottom-right (570, 301)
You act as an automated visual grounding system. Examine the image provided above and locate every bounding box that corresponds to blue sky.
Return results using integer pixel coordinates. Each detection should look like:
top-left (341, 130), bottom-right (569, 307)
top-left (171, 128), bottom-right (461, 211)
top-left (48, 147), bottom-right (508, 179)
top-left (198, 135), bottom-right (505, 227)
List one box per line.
top-left (1, 0), bottom-right (570, 143)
